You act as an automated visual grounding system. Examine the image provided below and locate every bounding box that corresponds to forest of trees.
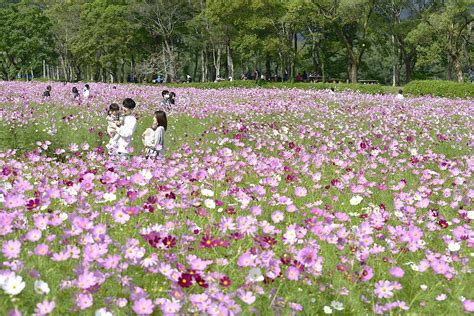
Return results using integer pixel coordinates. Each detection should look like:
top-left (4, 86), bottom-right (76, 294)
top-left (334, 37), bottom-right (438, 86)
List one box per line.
top-left (0, 0), bottom-right (472, 85)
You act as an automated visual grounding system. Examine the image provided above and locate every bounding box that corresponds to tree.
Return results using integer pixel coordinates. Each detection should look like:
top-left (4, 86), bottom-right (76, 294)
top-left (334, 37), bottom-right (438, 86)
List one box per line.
top-left (314, 0), bottom-right (376, 83)
top-left (133, 0), bottom-right (193, 82)
top-left (0, 1), bottom-right (55, 80)
top-left (71, 0), bottom-right (142, 83)
top-left (408, 0), bottom-right (473, 82)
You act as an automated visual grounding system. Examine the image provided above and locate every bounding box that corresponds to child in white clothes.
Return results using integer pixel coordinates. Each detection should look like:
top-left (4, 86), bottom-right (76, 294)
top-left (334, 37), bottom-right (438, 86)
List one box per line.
top-left (106, 98), bottom-right (137, 158)
top-left (142, 110), bottom-right (167, 159)
top-left (83, 84), bottom-right (90, 99)
top-left (106, 103), bottom-right (123, 137)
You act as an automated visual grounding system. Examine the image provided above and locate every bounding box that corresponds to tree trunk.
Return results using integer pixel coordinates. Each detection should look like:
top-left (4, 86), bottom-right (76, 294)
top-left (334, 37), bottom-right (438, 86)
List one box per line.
top-left (43, 60), bottom-right (46, 78)
top-left (213, 47), bottom-right (221, 80)
top-left (350, 60), bottom-right (358, 83)
top-left (226, 43), bottom-right (234, 80)
top-left (201, 49), bottom-right (207, 82)
top-left (291, 32), bottom-right (297, 82)
top-left (193, 51), bottom-right (198, 80)
top-left (453, 56), bottom-right (464, 83)
top-left (265, 56), bottom-right (271, 80)
top-left (392, 34), bottom-right (399, 86)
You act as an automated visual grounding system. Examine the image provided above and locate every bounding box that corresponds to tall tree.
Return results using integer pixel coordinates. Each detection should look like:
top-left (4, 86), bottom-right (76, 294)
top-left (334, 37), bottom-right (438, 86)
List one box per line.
top-left (0, 1), bottom-right (55, 80)
top-left (133, 0), bottom-right (193, 82)
top-left (314, 0), bottom-right (376, 83)
top-left (408, 0), bottom-right (473, 82)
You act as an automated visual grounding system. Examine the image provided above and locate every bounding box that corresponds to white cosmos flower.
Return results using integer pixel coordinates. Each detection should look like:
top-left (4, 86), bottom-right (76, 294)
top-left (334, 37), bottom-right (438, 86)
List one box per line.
top-left (247, 268), bottom-right (264, 282)
top-left (140, 169), bottom-right (153, 180)
top-left (331, 301), bottom-right (344, 311)
top-left (95, 308), bottom-right (113, 316)
top-left (103, 192), bottom-right (117, 202)
top-left (467, 211), bottom-right (474, 220)
top-left (204, 199), bottom-right (216, 209)
top-left (201, 189), bottom-right (214, 197)
top-left (2, 274), bottom-right (25, 295)
top-left (323, 306), bottom-right (333, 314)
top-left (34, 280), bottom-right (50, 295)
top-left (448, 241), bottom-right (461, 252)
top-left (350, 195), bottom-right (363, 206)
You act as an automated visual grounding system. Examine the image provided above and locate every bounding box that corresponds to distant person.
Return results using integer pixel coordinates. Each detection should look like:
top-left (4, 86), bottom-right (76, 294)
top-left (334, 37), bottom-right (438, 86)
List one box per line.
top-left (72, 87), bottom-right (80, 99)
top-left (295, 73), bottom-right (302, 82)
top-left (106, 103), bottom-right (123, 137)
top-left (107, 98), bottom-right (137, 159)
top-left (395, 89), bottom-right (405, 101)
top-left (83, 84), bottom-right (90, 99)
top-left (43, 85), bottom-right (52, 97)
top-left (302, 71), bottom-right (308, 82)
top-left (142, 110), bottom-right (167, 159)
top-left (254, 69), bottom-right (260, 83)
top-left (169, 92), bottom-right (176, 106)
top-left (329, 87), bottom-right (335, 94)
top-left (160, 90), bottom-right (171, 111)
top-left (186, 74), bottom-right (192, 83)
top-left (469, 67), bottom-right (474, 83)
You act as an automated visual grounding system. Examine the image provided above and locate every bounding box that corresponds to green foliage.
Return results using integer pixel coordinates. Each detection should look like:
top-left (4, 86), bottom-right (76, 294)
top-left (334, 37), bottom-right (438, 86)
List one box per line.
top-left (165, 80), bottom-right (399, 94)
top-left (0, 1), bottom-right (55, 79)
top-left (404, 80), bottom-right (474, 98)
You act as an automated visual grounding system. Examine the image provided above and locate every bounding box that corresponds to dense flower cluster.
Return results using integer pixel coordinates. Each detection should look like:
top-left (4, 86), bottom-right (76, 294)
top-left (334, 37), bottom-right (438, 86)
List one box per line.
top-left (0, 81), bottom-right (473, 314)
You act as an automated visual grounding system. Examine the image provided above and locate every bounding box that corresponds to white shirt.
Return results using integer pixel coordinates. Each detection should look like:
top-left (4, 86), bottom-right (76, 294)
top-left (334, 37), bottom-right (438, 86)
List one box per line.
top-left (395, 93), bottom-right (405, 101)
top-left (83, 88), bottom-right (90, 98)
top-left (114, 115), bottom-right (137, 154)
top-left (142, 126), bottom-right (165, 156)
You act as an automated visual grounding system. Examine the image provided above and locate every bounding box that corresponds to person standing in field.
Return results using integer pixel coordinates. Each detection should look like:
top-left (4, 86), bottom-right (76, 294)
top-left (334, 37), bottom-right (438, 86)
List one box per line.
top-left (83, 84), bottom-right (90, 99)
top-left (160, 90), bottom-right (171, 111)
top-left (395, 89), bottom-right (405, 101)
top-left (107, 98), bottom-right (137, 159)
top-left (142, 110), bottom-right (167, 159)
top-left (72, 87), bottom-right (80, 100)
top-left (43, 85), bottom-right (52, 97)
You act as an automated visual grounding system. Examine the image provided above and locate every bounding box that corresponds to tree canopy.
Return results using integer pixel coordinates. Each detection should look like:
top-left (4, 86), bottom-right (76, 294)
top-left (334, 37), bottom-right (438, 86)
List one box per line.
top-left (0, 0), bottom-right (472, 84)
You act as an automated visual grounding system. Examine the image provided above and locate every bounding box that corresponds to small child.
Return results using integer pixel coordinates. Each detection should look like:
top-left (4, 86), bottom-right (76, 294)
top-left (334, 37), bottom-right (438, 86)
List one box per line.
top-left (395, 89), bottom-right (405, 101)
top-left (43, 85), bottom-right (52, 97)
top-left (142, 111), bottom-right (167, 159)
top-left (106, 103), bottom-right (123, 137)
top-left (72, 87), bottom-right (80, 99)
top-left (83, 84), bottom-right (90, 99)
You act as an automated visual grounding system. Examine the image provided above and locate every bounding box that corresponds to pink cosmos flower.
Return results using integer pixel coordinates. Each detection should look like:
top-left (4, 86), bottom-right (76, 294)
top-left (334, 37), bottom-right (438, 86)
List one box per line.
top-left (286, 266), bottom-right (300, 281)
top-left (463, 299), bottom-right (474, 313)
top-left (2, 240), bottom-right (21, 259)
top-left (133, 298), bottom-right (154, 315)
top-left (374, 280), bottom-right (394, 299)
top-left (76, 293), bottom-right (93, 310)
top-left (35, 300), bottom-right (56, 315)
top-left (389, 267), bottom-right (405, 278)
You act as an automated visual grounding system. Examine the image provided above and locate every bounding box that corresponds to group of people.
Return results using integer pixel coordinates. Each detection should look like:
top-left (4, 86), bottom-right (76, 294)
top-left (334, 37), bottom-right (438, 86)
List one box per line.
top-left (104, 90), bottom-right (176, 160)
top-left (43, 84), bottom-right (91, 99)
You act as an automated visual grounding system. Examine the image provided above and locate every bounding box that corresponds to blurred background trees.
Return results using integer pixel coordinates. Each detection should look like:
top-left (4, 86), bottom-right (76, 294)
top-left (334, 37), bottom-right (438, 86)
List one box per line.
top-left (0, 0), bottom-right (472, 84)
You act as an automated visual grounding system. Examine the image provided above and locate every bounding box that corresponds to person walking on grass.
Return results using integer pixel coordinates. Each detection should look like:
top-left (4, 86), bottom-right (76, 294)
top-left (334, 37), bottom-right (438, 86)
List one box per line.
top-left (106, 98), bottom-right (137, 160)
top-left (142, 110), bottom-right (167, 159)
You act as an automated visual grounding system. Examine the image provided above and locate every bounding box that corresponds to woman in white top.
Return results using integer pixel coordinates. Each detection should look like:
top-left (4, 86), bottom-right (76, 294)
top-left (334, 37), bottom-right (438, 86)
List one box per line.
top-left (142, 110), bottom-right (167, 159)
top-left (107, 98), bottom-right (137, 158)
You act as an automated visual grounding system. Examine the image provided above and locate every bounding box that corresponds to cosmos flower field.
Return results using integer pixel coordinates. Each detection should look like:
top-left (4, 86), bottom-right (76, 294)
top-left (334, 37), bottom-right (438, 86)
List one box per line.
top-left (0, 81), bottom-right (473, 315)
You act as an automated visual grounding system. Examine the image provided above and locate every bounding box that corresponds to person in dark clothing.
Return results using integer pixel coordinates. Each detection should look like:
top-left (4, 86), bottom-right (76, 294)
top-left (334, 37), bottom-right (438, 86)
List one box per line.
top-left (43, 85), bottom-right (52, 97)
